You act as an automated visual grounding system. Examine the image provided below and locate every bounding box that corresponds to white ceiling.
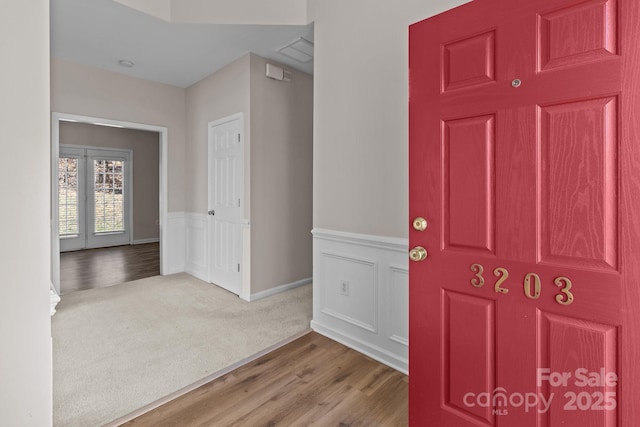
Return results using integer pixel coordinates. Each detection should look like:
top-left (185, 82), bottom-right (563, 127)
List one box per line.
top-left (50, 0), bottom-right (314, 88)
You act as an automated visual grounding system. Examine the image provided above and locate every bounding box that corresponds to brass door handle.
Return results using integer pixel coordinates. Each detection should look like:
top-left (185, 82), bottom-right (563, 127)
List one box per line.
top-left (412, 217), bottom-right (427, 231)
top-left (409, 246), bottom-right (428, 262)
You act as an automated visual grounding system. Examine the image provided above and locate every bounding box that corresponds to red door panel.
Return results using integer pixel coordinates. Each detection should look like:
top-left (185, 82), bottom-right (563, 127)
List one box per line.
top-left (539, 96), bottom-right (618, 270)
top-left (444, 114), bottom-right (495, 253)
top-left (409, 0), bottom-right (640, 425)
top-left (443, 291), bottom-right (496, 424)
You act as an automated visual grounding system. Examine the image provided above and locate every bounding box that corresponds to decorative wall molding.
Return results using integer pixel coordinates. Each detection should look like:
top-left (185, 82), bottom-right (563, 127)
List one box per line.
top-left (184, 212), bottom-right (208, 282)
top-left (312, 228), bottom-right (408, 252)
top-left (311, 228), bottom-right (409, 374)
top-left (388, 266), bottom-right (409, 347)
top-left (319, 252), bottom-right (378, 333)
top-left (249, 277), bottom-right (311, 302)
top-left (164, 212), bottom-right (186, 275)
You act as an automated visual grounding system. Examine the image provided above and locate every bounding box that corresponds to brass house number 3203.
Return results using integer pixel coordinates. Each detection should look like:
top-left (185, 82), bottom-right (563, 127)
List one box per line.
top-left (470, 264), bottom-right (574, 306)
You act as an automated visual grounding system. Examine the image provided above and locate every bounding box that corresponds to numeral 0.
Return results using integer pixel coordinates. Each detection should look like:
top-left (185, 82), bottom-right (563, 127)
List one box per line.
top-left (523, 273), bottom-right (541, 300)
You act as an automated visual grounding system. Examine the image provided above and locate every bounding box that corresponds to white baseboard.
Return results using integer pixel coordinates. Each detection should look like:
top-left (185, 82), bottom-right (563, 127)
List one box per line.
top-left (249, 277), bottom-right (312, 302)
top-left (133, 237), bottom-right (160, 245)
top-left (311, 320), bottom-right (408, 374)
top-left (312, 228), bottom-right (408, 374)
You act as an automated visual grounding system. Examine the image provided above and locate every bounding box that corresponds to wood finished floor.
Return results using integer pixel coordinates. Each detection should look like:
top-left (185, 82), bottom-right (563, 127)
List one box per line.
top-left (123, 332), bottom-right (408, 427)
top-left (60, 242), bottom-right (160, 294)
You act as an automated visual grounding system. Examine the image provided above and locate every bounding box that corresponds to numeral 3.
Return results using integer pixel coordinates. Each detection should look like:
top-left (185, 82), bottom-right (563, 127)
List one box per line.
top-left (554, 277), bottom-right (574, 306)
top-left (470, 264), bottom-right (485, 288)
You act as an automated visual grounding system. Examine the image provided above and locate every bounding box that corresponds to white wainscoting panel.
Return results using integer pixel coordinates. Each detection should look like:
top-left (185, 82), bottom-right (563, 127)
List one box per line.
top-left (320, 253), bottom-right (378, 333)
top-left (164, 212), bottom-right (186, 275)
top-left (388, 266), bottom-right (409, 346)
top-left (185, 212), bottom-right (208, 282)
top-left (311, 228), bottom-right (409, 374)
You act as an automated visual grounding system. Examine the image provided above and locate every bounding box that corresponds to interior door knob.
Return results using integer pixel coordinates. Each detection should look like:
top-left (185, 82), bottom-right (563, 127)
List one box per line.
top-left (409, 246), bottom-right (428, 262)
top-left (208, 210), bottom-right (215, 216)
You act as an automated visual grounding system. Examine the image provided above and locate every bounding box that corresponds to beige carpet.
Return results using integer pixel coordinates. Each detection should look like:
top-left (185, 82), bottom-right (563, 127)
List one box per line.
top-left (52, 273), bottom-right (312, 426)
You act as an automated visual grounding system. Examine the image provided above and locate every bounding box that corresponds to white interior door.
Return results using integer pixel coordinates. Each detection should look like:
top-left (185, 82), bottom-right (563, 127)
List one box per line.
top-left (208, 116), bottom-right (243, 295)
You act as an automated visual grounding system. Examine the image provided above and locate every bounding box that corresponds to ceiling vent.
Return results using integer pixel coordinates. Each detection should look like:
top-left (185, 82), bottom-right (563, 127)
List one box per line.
top-left (278, 37), bottom-right (314, 63)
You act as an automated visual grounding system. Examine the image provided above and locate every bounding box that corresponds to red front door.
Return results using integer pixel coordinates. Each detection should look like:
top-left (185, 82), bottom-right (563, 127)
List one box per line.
top-left (409, 0), bottom-right (640, 425)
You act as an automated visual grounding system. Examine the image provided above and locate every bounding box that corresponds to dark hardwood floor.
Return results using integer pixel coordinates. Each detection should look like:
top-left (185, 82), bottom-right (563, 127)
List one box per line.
top-left (60, 242), bottom-right (160, 294)
top-left (122, 332), bottom-right (408, 427)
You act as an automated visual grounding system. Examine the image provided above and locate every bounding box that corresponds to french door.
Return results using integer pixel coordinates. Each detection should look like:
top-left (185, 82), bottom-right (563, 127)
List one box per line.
top-left (409, 0), bottom-right (640, 425)
top-left (59, 145), bottom-right (131, 251)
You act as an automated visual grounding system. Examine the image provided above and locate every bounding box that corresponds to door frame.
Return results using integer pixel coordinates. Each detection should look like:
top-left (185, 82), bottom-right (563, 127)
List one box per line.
top-left (51, 112), bottom-right (169, 295)
top-left (207, 112), bottom-right (251, 301)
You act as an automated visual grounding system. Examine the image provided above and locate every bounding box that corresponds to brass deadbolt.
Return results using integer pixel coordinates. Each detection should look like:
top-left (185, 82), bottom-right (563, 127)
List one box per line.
top-left (412, 217), bottom-right (428, 231)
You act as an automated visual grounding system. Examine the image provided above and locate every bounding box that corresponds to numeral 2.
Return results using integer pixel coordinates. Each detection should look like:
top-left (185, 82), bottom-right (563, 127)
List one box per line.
top-left (494, 268), bottom-right (509, 294)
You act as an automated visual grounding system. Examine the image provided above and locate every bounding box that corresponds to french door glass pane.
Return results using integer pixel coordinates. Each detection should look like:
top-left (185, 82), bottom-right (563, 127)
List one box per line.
top-left (93, 159), bottom-right (125, 233)
top-left (58, 157), bottom-right (79, 237)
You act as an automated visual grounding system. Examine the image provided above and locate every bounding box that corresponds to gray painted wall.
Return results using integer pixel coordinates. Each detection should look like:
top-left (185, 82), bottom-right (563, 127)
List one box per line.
top-left (185, 54), bottom-right (251, 217)
top-left (51, 57), bottom-right (187, 213)
top-left (249, 54), bottom-right (313, 293)
top-left (60, 122), bottom-right (160, 241)
top-left (311, 0), bottom-right (468, 238)
top-left (185, 53), bottom-right (313, 294)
